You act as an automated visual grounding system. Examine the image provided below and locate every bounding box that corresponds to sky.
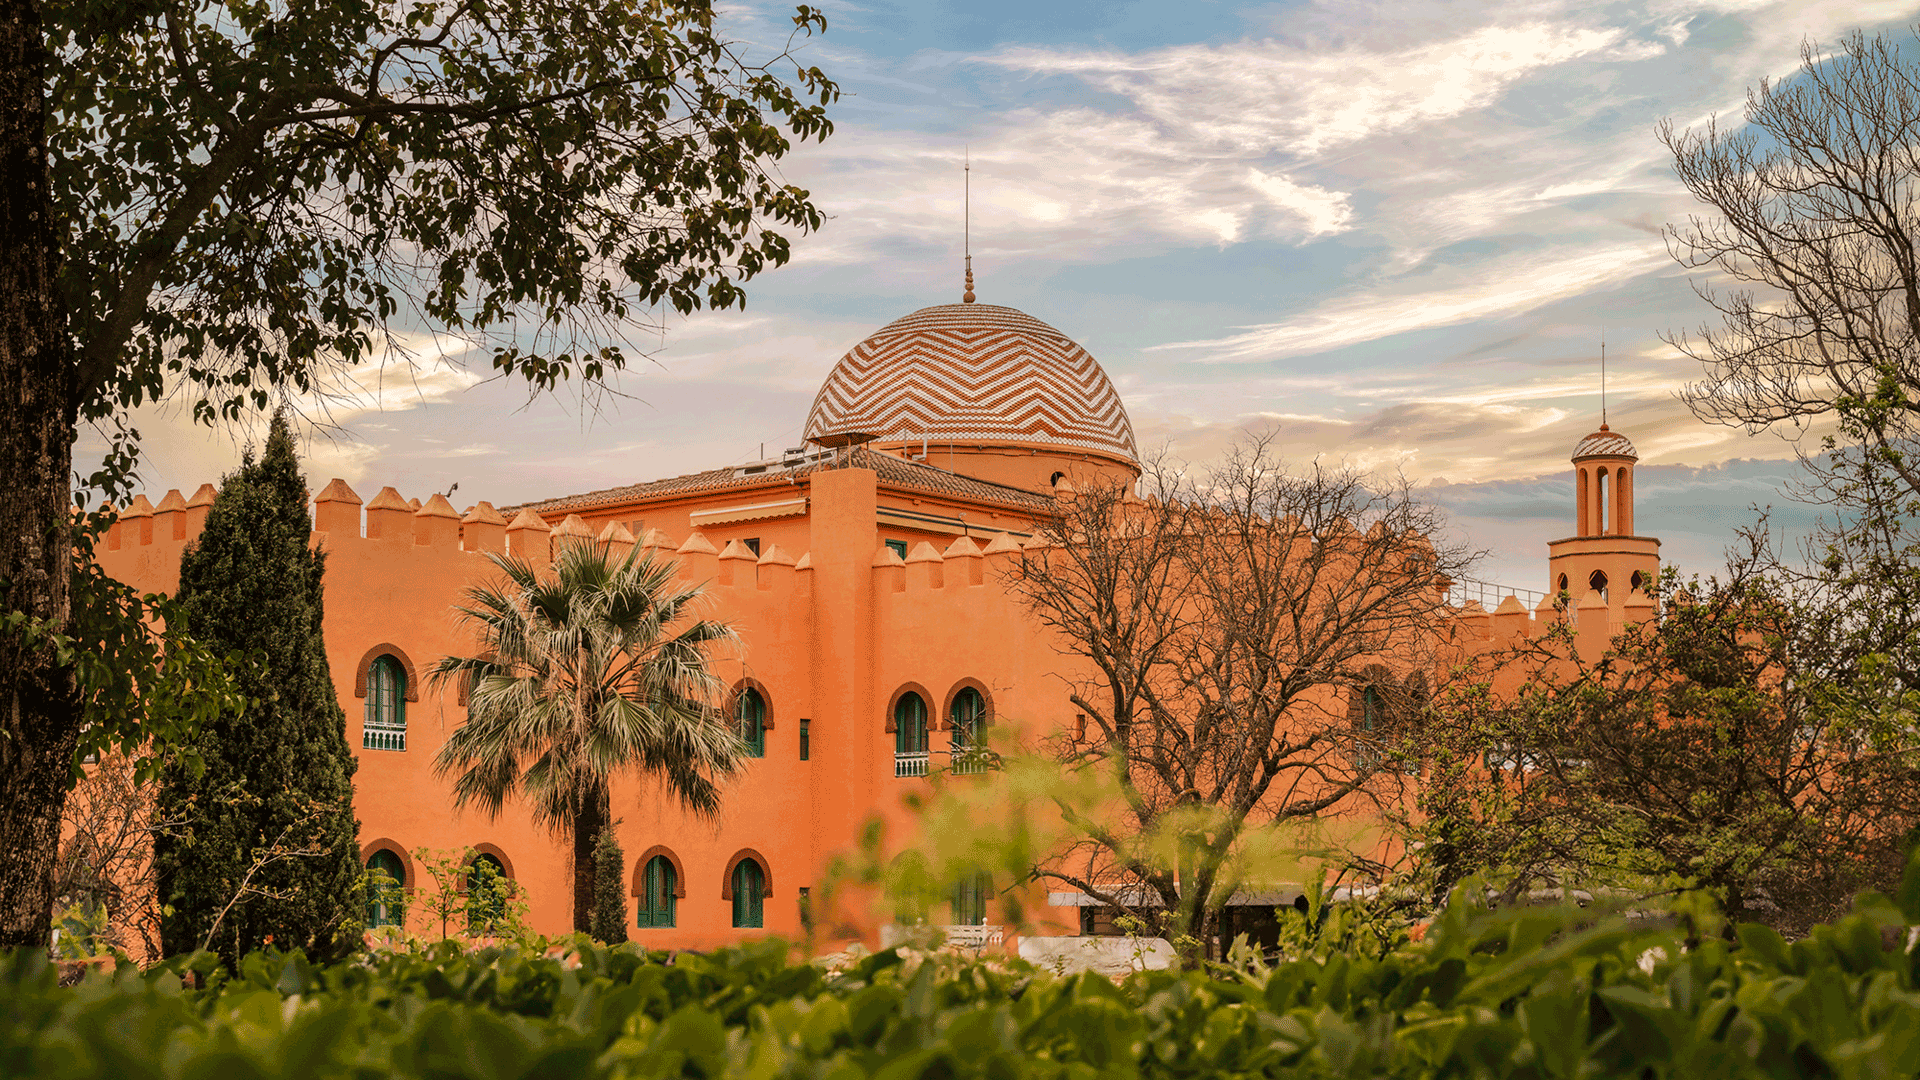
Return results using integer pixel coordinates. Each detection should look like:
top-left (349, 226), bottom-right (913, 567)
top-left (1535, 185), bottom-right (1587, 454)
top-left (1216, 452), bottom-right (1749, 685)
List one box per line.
top-left (95, 0), bottom-right (1920, 592)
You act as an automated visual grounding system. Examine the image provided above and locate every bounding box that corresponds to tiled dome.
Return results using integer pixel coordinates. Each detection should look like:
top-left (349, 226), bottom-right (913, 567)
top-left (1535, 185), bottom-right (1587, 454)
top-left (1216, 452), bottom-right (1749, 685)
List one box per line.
top-left (804, 304), bottom-right (1137, 462)
top-left (1572, 426), bottom-right (1636, 460)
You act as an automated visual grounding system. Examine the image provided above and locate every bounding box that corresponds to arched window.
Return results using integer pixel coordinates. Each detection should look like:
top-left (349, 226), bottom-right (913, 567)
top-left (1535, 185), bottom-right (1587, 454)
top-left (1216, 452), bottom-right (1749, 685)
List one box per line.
top-left (1589, 569), bottom-right (1609, 603)
top-left (895, 693), bottom-right (928, 752)
top-left (1630, 570), bottom-right (1647, 594)
top-left (1362, 687), bottom-right (1385, 732)
top-left (894, 692), bottom-right (928, 777)
top-left (1558, 573), bottom-right (1569, 594)
top-left (951, 870), bottom-right (991, 927)
top-left (736, 688), bottom-right (766, 758)
top-left (467, 852), bottom-right (509, 929)
top-left (637, 855), bottom-right (677, 928)
top-left (364, 655), bottom-right (407, 752)
top-left (365, 849), bottom-right (406, 928)
top-left (731, 859), bottom-right (766, 928)
top-left (950, 687), bottom-right (986, 749)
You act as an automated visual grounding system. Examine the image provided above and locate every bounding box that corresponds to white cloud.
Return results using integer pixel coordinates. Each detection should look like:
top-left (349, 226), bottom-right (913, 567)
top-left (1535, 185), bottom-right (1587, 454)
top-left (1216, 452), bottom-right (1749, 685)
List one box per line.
top-left (1246, 168), bottom-right (1353, 236)
top-left (989, 23), bottom-right (1640, 157)
top-left (1150, 242), bottom-right (1672, 362)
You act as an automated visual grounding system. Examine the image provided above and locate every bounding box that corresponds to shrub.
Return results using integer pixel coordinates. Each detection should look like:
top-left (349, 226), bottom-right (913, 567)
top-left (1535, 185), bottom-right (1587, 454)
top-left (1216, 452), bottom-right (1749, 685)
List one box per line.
top-left (12, 871), bottom-right (1920, 1078)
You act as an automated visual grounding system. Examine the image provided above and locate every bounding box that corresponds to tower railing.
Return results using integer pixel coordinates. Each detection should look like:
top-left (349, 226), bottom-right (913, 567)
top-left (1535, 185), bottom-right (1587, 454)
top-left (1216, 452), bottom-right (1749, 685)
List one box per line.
top-left (1448, 578), bottom-right (1546, 611)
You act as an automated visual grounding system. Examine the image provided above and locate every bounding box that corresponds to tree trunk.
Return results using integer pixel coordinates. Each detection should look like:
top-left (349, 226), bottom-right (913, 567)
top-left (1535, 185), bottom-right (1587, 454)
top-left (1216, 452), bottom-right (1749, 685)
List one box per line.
top-left (572, 790), bottom-right (607, 934)
top-left (0, 0), bottom-right (81, 950)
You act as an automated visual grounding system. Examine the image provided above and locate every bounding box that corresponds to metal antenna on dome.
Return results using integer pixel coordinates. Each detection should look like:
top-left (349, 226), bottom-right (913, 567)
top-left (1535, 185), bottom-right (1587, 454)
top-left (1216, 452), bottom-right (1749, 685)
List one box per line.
top-left (963, 148), bottom-right (975, 304)
top-left (1600, 326), bottom-right (1608, 429)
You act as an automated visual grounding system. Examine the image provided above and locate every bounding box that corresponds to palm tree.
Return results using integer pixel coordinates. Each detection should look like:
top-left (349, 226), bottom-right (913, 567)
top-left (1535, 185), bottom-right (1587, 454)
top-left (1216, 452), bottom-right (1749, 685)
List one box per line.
top-left (430, 539), bottom-right (745, 933)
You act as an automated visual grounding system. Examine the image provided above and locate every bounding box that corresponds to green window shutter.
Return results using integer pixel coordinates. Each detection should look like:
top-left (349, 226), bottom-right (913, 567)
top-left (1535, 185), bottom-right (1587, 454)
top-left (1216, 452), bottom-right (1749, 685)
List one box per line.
top-left (952, 688), bottom-right (982, 749)
top-left (738, 689), bottom-right (765, 758)
top-left (799, 718), bottom-right (810, 761)
top-left (363, 656), bottom-right (407, 752)
top-left (951, 871), bottom-right (989, 926)
top-left (732, 860), bottom-right (764, 928)
top-left (885, 539), bottom-right (907, 560)
top-left (894, 694), bottom-right (926, 754)
top-left (664, 862), bottom-right (677, 928)
top-left (637, 858), bottom-right (655, 928)
top-left (366, 850), bottom-right (405, 928)
top-left (638, 856), bottom-right (676, 928)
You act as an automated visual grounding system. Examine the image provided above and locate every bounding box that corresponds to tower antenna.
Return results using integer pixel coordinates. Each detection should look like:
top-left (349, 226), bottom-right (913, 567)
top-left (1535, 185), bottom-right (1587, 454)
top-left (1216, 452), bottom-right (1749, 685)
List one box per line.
top-left (962, 148), bottom-right (975, 304)
top-left (1600, 326), bottom-right (1607, 428)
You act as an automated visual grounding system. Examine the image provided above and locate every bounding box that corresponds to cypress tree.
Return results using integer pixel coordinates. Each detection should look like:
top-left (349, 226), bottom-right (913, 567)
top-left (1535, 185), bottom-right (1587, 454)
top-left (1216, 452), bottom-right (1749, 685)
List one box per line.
top-left (590, 825), bottom-right (628, 944)
top-left (155, 411), bottom-right (360, 965)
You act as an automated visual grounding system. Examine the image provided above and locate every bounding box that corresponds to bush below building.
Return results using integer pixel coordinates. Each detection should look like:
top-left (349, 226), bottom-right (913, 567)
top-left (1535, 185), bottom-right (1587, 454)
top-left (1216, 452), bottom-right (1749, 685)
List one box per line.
top-left (12, 871), bottom-right (1920, 1079)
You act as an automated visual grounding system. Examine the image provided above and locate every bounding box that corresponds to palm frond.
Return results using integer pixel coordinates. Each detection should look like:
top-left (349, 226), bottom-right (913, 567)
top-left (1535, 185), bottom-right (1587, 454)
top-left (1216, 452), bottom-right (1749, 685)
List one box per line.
top-left (432, 539), bottom-right (746, 830)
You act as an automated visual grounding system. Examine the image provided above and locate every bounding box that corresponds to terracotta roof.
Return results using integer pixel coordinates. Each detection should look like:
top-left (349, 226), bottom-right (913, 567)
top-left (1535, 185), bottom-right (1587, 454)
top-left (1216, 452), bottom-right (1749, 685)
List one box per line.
top-left (515, 447), bottom-right (1055, 516)
top-left (1572, 426), bottom-right (1636, 460)
top-left (804, 304), bottom-right (1137, 461)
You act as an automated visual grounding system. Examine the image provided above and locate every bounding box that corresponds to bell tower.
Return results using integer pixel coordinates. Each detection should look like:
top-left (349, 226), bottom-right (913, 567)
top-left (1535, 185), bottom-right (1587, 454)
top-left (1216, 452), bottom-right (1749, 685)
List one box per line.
top-left (1547, 423), bottom-right (1659, 609)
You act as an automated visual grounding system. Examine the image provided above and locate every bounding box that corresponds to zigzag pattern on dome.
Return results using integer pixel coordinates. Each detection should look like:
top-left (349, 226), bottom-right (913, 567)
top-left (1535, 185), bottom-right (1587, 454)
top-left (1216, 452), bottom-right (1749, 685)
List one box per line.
top-left (1572, 429), bottom-right (1636, 460)
top-left (805, 304), bottom-right (1137, 462)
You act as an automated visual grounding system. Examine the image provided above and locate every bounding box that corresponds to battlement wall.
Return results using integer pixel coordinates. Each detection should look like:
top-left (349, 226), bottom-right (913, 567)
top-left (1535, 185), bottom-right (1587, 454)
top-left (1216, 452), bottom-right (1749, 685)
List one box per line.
top-left (97, 476), bottom-right (1051, 616)
top-left (1446, 587), bottom-right (1657, 664)
top-left (100, 476), bottom-right (1649, 666)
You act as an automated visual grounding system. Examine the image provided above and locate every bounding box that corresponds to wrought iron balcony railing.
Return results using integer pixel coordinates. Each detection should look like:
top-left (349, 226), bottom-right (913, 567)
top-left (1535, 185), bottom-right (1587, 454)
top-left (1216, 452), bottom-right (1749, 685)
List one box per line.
top-left (363, 725), bottom-right (406, 752)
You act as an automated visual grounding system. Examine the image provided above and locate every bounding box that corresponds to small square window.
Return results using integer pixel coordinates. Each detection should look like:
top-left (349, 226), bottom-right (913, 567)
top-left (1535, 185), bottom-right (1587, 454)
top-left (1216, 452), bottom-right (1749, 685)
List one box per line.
top-left (744, 537), bottom-right (762, 556)
top-left (885, 539), bottom-right (907, 560)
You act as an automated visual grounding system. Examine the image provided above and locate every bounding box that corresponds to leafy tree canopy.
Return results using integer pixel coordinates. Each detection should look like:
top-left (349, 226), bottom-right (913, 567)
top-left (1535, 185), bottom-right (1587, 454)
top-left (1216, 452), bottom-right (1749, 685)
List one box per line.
top-left (49, 0), bottom-right (837, 454)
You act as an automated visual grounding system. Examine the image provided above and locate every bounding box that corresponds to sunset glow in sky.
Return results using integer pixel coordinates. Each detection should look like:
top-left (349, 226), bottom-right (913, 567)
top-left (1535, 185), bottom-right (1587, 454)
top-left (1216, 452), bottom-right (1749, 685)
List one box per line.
top-left (97, 0), bottom-right (1920, 590)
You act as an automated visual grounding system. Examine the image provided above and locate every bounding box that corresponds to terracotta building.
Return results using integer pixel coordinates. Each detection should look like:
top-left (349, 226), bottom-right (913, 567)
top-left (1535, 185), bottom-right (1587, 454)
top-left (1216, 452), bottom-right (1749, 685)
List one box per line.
top-left (96, 293), bottom-right (1658, 950)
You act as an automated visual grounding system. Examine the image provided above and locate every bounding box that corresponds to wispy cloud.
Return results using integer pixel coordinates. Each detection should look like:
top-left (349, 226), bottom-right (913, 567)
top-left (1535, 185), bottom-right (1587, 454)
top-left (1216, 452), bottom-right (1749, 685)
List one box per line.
top-left (989, 23), bottom-right (1650, 157)
top-left (1149, 243), bottom-right (1673, 362)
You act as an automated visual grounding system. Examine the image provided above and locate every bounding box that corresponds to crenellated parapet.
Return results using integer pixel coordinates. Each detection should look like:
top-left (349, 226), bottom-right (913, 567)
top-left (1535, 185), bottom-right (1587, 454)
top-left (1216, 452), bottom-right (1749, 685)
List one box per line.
top-left (98, 483), bottom-right (219, 553)
top-left (1446, 586), bottom-right (1661, 663)
top-left (100, 474), bottom-right (1663, 668)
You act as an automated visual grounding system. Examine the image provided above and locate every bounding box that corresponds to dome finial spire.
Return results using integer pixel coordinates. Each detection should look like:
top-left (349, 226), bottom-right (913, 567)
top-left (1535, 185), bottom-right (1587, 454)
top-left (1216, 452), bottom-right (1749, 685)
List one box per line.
top-left (962, 149), bottom-right (976, 303)
top-left (1600, 326), bottom-right (1608, 429)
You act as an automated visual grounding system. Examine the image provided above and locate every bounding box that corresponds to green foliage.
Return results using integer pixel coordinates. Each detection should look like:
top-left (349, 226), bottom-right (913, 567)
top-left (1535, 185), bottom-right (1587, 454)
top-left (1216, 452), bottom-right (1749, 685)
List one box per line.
top-left (591, 827), bottom-right (629, 946)
top-left (50, 903), bottom-right (111, 961)
top-left (0, 502), bottom-right (246, 786)
top-left (413, 848), bottom-right (477, 943)
top-left (464, 855), bottom-right (532, 945)
top-left (46, 0), bottom-right (838, 438)
top-left (19, 873), bottom-right (1920, 1077)
top-left (154, 412), bottom-right (361, 968)
top-left (1409, 557), bottom-right (1920, 930)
